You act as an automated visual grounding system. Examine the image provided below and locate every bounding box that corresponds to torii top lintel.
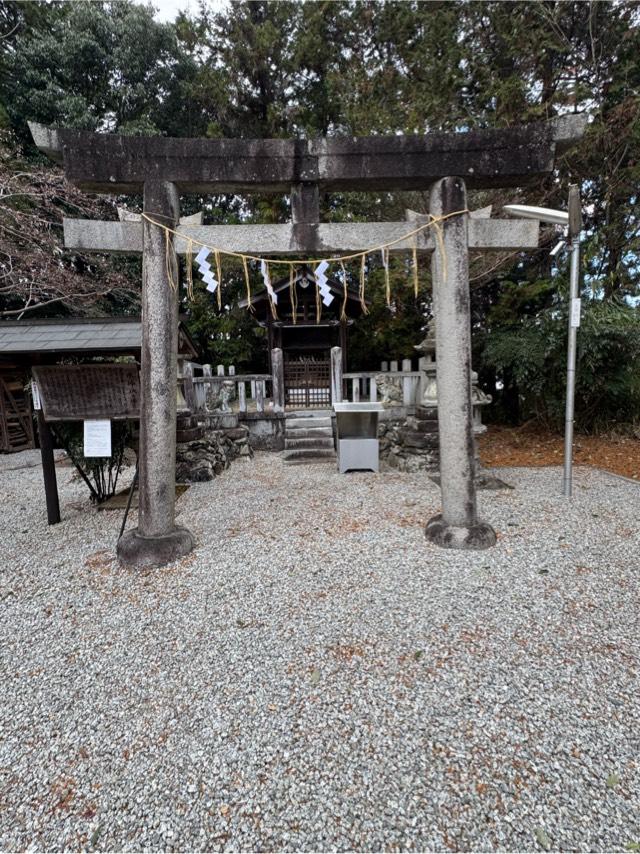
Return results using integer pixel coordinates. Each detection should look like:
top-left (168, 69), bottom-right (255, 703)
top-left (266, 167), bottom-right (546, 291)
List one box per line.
top-left (29, 116), bottom-right (586, 195)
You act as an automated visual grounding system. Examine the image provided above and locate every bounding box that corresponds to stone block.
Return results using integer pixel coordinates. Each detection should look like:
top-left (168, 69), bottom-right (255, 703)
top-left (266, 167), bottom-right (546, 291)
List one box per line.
top-left (224, 426), bottom-right (250, 442)
top-left (415, 405), bottom-right (438, 420)
top-left (176, 426), bottom-right (204, 443)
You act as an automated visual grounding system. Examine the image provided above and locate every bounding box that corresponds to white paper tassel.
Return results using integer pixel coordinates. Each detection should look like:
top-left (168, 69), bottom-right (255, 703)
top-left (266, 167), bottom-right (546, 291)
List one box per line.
top-left (261, 260), bottom-right (278, 304)
top-left (314, 260), bottom-right (334, 306)
top-left (195, 246), bottom-right (218, 294)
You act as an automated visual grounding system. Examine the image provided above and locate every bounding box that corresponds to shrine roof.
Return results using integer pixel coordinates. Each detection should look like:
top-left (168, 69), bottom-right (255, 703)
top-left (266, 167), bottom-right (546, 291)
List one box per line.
top-left (0, 317), bottom-right (198, 358)
top-left (238, 268), bottom-right (368, 310)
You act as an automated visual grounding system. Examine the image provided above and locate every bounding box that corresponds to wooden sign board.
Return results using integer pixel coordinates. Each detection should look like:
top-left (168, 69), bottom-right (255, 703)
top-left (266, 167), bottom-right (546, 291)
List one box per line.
top-left (32, 364), bottom-right (140, 421)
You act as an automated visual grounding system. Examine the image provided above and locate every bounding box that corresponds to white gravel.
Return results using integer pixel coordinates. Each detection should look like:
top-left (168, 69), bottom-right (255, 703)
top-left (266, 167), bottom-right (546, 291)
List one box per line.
top-left (1, 450), bottom-right (639, 852)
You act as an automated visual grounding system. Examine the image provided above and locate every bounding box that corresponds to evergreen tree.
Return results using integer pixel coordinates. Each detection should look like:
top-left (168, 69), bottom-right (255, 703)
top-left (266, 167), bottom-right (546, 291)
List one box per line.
top-left (2, 0), bottom-right (639, 428)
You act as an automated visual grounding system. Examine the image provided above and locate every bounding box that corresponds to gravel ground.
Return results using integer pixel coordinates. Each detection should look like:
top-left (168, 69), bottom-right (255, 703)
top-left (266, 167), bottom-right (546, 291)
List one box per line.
top-left (1, 451), bottom-right (639, 852)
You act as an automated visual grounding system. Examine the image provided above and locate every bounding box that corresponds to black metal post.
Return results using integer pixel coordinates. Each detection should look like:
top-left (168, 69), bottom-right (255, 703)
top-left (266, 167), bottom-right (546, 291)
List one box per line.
top-left (36, 411), bottom-right (60, 525)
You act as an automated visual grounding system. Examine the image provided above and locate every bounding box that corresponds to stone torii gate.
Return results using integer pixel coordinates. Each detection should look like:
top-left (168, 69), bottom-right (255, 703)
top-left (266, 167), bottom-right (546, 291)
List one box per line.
top-left (30, 116), bottom-right (585, 565)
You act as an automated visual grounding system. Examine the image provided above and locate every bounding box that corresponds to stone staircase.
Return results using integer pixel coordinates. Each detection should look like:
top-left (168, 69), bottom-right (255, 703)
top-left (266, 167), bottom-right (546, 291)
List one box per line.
top-left (283, 410), bottom-right (336, 465)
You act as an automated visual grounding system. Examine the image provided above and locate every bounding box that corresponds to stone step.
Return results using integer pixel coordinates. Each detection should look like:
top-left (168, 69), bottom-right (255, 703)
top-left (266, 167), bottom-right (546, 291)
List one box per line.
top-left (286, 409), bottom-right (333, 418)
top-left (283, 448), bottom-right (336, 463)
top-left (286, 416), bottom-right (332, 430)
top-left (285, 436), bottom-right (335, 450)
top-left (284, 456), bottom-right (336, 466)
top-left (284, 426), bottom-right (333, 440)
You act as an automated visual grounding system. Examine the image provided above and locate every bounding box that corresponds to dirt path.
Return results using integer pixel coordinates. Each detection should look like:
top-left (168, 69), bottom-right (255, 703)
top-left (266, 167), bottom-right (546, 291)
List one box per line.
top-left (479, 424), bottom-right (640, 480)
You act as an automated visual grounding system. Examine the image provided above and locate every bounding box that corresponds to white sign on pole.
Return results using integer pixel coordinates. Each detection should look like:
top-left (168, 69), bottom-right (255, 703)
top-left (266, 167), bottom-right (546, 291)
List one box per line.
top-left (84, 419), bottom-right (112, 457)
top-left (31, 380), bottom-right (42, 410)
top-left (570, 297), bottom-right (582, 328)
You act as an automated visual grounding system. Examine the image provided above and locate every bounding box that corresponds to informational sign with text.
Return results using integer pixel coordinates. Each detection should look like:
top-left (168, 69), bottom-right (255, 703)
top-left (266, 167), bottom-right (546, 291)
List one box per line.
top-left (31, 364), bottom-right (139, 421)
top-left (571, 298), bottom-right (582, 328)
top-left (83, 419), bottom-right (112, 457)
top-left (31, 380), bottom-right (42, 410)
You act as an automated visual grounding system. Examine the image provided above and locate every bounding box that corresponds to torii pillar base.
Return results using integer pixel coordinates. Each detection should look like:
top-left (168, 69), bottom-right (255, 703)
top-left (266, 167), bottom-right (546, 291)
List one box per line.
top-left (117, 526), bottom-right (195, 569)
top-left (425, 514), bottom-right (496, 550)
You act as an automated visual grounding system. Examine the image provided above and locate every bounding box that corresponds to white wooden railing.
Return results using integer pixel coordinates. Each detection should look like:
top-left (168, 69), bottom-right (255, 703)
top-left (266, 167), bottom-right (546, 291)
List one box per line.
top-left (184, 349), bottom-right (285, 414)
top-left (183, 351), bottom-right (422, 412)
top-left (343, 359), bottom-right (421, 405)
top-left (191, 370), bottom-right (272, 413)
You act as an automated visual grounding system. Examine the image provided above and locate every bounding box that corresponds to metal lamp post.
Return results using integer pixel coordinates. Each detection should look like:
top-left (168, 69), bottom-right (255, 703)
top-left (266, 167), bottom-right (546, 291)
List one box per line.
top-left (504, 185), bottom-right (583, 497)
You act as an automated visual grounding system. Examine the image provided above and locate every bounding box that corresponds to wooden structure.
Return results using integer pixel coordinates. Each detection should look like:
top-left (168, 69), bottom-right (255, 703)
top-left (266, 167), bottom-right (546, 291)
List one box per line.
top-left (31, 363), bottom-right (141, 524)
top-left (0, 367), bottom-right (34, 453)
top-left (239, 266), bottom-right (367, 408)
top-left (0, 317), bottom-right (197, 455)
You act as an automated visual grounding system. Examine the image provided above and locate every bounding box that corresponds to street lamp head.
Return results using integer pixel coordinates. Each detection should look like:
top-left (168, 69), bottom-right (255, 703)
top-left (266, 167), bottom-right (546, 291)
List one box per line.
top-left (503, 204), bottom-right (569, 226)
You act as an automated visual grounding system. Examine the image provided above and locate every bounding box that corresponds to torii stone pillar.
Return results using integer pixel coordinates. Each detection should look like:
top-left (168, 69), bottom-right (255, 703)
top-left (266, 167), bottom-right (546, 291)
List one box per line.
top-left (425, 177), bottom-right (496, 550)
top-left (117, 181), bottom-right (195, 567)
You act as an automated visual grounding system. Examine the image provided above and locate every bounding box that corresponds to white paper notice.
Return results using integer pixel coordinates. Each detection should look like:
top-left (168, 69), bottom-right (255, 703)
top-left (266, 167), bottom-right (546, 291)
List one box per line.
top-left (570, 297), bottom-right (582, 328)
top-left (31, 381), bottom-right (41, 410)
top-left (84, 419), bottom-right (112, 457)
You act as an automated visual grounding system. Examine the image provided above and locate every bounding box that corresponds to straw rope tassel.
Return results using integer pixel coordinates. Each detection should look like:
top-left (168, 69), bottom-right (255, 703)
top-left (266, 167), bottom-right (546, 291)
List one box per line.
top-left (185, 238), bottom-right (194, 300)
top-left (165, 229), bottom-right (178, 292)
top-left (384, 247), bottom-right (391, 307)
top-left (340, 261), bottom-right (348, 322)
top-left (431, 217), bottom-right (447, 285)
top-left (359, 254), bottom-right (367, 315)
top-left (412, 243), bottom-right (419, 299)
top-left (214, 250), bottom-right (222, 309)
top-left (289, 265), bottom-right (297, 324)
top-left (242, 257), bottom-right (254, 313)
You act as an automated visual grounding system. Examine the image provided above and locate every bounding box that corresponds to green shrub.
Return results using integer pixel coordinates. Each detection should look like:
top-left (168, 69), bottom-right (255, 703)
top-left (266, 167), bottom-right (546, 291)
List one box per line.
top-left (482, 298), bottom-right (640, 433)
top-left (52, 421), bottom-right (133, 503)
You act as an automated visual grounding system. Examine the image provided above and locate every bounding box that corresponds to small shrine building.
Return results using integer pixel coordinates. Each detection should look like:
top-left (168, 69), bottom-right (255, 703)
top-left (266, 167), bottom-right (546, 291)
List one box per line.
top-left (239, 266), bottom-right (368, 407)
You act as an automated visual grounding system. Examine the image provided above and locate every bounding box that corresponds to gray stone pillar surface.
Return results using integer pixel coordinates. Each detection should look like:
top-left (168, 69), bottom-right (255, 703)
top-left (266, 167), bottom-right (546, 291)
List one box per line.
top-left (425, 176), bottom-right (496, 550)
top-left (271, 347), bottom-right (285, 413)
top-left (202, 364), bottom-right (212, 412)
top-left (256, 381), bottom-right (265, 413)
top-left (117, 180), bottom-right (195, 568)
top-left (331, 346), bottom-right (343, 404)
top-left (183, 361), bottom-right (197, 412)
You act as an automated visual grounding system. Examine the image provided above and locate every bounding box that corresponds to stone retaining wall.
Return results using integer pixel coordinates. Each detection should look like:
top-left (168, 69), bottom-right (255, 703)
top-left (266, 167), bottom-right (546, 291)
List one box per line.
top-left (176, 416), bottom-right (253, 483)
top-left (379, 411), bottom-right (440, 473)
